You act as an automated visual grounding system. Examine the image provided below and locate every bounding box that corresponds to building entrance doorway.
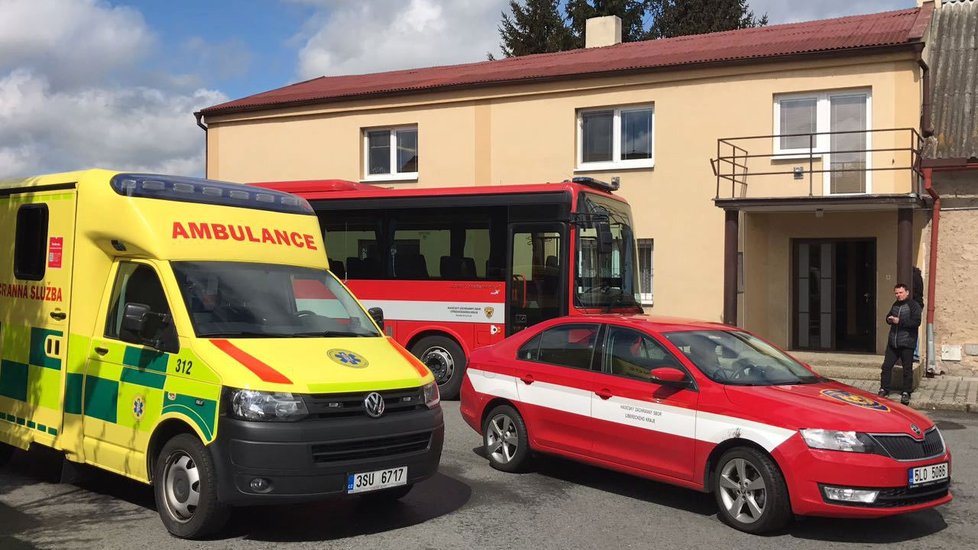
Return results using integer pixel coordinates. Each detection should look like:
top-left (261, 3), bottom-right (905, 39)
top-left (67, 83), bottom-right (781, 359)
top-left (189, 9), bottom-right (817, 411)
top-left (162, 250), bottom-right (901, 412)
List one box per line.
top-left (792, 239), bottom-right (876, 352)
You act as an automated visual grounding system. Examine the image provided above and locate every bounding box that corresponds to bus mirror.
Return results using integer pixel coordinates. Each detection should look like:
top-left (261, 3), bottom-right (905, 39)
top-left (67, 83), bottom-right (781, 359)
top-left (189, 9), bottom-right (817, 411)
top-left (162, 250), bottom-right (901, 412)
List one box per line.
top-left (368, 307), bottom-right (384, 331)
top-left (597, 222), bottom-right (614, 254)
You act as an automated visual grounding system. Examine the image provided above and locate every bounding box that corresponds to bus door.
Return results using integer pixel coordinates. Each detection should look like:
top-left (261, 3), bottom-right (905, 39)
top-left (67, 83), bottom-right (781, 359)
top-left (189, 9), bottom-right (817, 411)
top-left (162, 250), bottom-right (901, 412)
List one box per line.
top-left (507, 223), bottom-right (567, 335)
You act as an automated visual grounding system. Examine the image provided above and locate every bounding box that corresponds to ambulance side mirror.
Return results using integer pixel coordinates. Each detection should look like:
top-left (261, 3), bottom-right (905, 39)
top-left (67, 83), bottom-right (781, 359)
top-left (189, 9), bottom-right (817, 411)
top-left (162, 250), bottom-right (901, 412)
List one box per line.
top-left (121, 303), bottom-right (151, 339)
top-left (368, 307), bottom-right (384, 331)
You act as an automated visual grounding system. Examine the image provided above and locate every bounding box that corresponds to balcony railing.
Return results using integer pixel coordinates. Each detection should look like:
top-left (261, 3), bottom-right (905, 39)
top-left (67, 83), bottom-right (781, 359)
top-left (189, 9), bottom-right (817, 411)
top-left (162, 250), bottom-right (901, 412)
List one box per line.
top-left (711, 128), bottom-right (924, 200)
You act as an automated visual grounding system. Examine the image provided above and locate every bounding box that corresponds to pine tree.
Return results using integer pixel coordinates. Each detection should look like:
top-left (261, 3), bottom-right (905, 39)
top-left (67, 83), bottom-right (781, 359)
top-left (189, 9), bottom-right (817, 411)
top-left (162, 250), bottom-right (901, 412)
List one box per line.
top-left (646, 0), bottom-right (767, 40)
top-left (497, 0), bottom-right (575, 58)
top-left (565, 0), bottom-right (648, 47)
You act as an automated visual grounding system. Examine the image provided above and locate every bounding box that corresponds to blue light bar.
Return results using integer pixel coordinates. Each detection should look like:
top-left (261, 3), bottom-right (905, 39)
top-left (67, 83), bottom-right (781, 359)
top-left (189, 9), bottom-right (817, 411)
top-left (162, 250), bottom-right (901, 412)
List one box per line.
top-left (109, 173), bottom-right (314, 215)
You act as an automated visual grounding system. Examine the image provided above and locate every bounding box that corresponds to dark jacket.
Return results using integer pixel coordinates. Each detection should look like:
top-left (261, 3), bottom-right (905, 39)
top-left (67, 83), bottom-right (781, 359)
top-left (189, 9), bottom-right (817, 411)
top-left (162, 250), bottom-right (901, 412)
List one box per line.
top-left (886, 298), bottom-right (922, 349)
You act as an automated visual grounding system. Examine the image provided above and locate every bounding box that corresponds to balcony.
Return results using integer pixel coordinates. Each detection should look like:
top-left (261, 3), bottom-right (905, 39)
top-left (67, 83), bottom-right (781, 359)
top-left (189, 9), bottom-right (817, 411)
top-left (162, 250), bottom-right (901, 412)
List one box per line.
top-left (711, 128), bottom-right (924, 209)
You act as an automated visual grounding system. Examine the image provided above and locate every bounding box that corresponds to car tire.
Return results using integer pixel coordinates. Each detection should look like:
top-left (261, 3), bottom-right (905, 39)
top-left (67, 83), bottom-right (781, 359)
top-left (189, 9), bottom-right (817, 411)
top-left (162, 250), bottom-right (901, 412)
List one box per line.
top-left (0, 442), bottom-right (14, 466)
top-left (713, 447), bottom-right (791, 534)
top-left (411, 336), bottom-right (466, 400)
top-left (154, 433), bottom-right (230, 539)
top-left (358, 483), bottom-right (414, 504)
top-left (483, 404), bottom-right (531, 473)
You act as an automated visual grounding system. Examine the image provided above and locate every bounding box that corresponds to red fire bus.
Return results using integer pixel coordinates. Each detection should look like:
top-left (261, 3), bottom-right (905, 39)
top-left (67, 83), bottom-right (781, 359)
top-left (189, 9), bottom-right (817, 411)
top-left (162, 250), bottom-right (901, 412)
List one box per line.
top-left (255, 177), bottom-right (642, 398)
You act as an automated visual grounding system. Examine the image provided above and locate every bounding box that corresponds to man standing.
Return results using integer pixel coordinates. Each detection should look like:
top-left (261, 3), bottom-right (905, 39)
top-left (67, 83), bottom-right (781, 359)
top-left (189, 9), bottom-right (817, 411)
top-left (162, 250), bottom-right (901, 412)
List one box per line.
top-left (879, 283), bottom-right (923, 405)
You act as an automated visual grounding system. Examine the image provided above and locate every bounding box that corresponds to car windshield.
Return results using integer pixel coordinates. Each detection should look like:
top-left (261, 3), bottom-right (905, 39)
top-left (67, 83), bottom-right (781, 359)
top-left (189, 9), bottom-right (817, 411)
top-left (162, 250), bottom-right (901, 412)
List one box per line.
top-left (575, 193), bottom-right (642, 310)
top-left (171, 261), bottom-right (381, 338)
top-left (664, 330), bottom-right (820, 386)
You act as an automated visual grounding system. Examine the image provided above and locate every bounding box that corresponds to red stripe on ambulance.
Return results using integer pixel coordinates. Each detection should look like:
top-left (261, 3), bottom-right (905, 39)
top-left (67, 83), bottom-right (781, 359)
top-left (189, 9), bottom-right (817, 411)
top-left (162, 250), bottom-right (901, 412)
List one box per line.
top-left (210, 339), bottom-right (293, 384)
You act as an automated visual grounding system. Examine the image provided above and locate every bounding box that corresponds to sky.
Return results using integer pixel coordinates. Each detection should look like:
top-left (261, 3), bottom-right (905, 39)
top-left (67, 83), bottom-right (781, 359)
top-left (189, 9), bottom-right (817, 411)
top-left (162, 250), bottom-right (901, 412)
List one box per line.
top-left (0, 0), bottom-right (915, 179)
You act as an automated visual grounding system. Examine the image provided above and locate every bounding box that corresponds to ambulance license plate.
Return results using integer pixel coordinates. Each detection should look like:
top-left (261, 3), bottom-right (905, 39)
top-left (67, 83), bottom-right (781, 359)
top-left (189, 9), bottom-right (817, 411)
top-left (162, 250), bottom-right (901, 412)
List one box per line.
top-left (908, 462), bottom-right (948, 487)
top-left (347, 466), bottom-right (408, 493)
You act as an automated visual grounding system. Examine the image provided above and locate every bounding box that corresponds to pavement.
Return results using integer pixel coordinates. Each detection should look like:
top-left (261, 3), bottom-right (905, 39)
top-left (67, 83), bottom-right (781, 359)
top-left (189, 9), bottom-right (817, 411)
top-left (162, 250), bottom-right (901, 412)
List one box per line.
top-left (836, 375), bottom-right (978, 413)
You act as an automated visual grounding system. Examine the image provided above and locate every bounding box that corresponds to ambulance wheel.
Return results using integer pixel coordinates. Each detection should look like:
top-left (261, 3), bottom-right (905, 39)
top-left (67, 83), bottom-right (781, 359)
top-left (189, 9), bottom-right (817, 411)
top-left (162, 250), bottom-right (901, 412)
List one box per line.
top-left (412, 336), bottom-right (466, 400)
top-left (0, 442), bottom-right (13, 466)
top-left (483, 405), bottom-right (530, 473)
top-left (713, 447), bottom-right (791, 534)
top-left (154, 434), bottom-right (229, 539)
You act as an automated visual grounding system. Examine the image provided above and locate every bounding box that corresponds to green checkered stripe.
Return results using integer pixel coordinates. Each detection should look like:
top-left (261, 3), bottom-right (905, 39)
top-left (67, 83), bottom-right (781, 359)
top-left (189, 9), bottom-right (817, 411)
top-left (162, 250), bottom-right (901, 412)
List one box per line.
top-left (0, 326), bottom-right (64, 406)
top-left (0, 411), bottom-right (57, 435)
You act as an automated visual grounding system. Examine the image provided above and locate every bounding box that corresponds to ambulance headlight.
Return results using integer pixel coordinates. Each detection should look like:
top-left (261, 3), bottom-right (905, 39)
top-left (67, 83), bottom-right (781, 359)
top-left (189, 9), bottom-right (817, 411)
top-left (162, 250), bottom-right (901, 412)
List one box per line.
top-left (229, 389), bottom-right (308, 422)
top-left (800, 429), bottom-right (876, 453)
top-left (423, 381), bottom-right (440, 409)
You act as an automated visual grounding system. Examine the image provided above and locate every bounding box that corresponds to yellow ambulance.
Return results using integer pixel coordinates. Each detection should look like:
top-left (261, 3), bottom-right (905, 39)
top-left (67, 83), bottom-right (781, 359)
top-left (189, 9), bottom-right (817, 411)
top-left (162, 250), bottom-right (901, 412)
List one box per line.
top-left (0, 169), bottom-right (443, 538)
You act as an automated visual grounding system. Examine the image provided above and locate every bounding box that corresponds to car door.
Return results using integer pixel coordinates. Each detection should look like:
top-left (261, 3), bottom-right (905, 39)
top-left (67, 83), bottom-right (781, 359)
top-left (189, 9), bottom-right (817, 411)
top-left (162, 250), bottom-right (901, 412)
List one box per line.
top-left (514, 322), bottom-right (603, 455)
top-left (590, 325), bottom-right (699, 481)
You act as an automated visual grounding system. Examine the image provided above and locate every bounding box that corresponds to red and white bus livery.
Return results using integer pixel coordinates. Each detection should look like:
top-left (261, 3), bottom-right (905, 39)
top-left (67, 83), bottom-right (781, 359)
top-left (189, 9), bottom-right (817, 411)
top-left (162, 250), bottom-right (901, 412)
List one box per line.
top-left (255, 177), bottom-right (642, 398)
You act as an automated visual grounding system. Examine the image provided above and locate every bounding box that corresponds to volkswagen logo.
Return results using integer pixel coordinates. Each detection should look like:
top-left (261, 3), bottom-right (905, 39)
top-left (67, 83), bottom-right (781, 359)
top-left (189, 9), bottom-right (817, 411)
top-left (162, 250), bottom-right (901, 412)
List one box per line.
top-left (910, 424), bottom-right (922, 437)
top-left (364, 392), bottom-right (386, 418)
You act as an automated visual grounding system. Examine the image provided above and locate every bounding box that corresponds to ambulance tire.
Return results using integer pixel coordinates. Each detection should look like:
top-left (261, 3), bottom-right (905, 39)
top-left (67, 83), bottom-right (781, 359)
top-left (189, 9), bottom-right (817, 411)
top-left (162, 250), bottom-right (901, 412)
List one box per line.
top-left (483, 404), bottom-right (531, 473)
top-left (713, 447), bottom-right (791, 534)
top-left (412, 336), bottom-right (466, 400)
top-left (0, 442), bottom-right (13, 466)
top-left (154, 434), bottom-right (230, 539)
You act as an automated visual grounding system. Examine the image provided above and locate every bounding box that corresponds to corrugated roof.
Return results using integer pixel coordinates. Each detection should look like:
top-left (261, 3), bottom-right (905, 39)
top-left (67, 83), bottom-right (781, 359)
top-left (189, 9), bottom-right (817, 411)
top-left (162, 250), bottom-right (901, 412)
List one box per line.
top-left (200, 6), bottom-right (932, 117)
top-left (928, 0), bottom-right (978, 161)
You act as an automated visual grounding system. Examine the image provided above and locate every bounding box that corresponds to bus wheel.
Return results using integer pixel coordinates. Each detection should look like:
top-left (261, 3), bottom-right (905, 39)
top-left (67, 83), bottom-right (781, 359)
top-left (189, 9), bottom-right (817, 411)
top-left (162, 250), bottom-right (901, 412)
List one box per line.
top-left (412, 336), bottom-right (466, 400)
top-left (154, 434), bottom-right (230, 539)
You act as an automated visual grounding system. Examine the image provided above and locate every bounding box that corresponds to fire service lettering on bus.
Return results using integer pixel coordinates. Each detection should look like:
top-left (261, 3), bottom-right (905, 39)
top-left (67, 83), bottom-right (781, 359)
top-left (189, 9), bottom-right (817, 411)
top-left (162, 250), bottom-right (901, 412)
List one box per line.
top-left (171, 222), bottom-right (318, 250)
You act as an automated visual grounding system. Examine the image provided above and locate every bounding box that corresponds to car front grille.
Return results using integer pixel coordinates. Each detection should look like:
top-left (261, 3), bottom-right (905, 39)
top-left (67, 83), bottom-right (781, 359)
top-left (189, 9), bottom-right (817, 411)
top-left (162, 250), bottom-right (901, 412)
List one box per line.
top-left (304, 387), bottom-right (425, 419)
top-left (819, 480), bottom-right (950, 508)
top-left (869, 428), bottom-right (945, 460)
top-left (310, 431), bottom-right (432, 463)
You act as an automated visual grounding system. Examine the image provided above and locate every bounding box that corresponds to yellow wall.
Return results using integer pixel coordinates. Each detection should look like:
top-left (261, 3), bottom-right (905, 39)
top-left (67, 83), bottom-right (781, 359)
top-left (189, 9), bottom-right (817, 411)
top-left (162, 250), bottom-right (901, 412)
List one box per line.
top-left (204, 51), bottom-right (922, 324)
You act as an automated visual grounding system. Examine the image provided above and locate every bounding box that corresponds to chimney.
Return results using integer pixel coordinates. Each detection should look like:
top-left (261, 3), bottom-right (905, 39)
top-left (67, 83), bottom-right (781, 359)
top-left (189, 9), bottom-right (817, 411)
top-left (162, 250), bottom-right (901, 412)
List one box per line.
top-left (585, 15), bottom-right (622, 48)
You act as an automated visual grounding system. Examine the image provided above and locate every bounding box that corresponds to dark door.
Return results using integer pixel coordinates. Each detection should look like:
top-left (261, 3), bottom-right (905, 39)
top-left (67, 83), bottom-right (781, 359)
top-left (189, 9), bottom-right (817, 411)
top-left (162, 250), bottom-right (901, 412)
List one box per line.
top-left (507, 223), bottom-right (566, 335)
top-left (793, 239), bottom-right (875, 352)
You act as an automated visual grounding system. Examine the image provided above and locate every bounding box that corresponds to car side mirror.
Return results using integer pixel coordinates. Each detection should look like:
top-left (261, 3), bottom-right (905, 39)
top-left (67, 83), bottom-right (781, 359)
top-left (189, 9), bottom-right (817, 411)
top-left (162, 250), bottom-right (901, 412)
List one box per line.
top-left (368, 307), bottom-right (384, 331)
top-left (121, 302), bottom-right (151, 338)
top-left (649, 367), bottom-right (691, 388)
top-left (121, 302), bottom-right (173, 351)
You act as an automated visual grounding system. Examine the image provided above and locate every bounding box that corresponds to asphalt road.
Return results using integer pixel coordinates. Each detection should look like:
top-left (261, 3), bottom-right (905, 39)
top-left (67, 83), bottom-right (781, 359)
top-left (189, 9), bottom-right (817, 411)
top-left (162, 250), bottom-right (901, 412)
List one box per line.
top-left (1, 404), bottom-right (976, 549)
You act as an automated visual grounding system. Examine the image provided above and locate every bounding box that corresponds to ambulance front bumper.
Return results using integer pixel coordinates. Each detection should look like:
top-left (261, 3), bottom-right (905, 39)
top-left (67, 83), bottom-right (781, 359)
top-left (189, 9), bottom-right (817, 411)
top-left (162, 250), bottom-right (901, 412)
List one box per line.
top-left (208, 406), bottom-right (444, 505)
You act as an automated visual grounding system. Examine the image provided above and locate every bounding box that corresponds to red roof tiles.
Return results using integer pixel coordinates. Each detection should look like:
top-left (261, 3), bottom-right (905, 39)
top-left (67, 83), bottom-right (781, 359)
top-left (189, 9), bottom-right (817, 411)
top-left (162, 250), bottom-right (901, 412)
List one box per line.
top-left (200, 6), bottom-right (932, 117)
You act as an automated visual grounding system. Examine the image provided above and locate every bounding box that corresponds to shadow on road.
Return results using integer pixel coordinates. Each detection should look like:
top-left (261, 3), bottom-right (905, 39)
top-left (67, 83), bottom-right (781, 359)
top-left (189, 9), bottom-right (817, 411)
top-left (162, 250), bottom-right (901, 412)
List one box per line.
top-left (787, 510), bottom-right (947, 543)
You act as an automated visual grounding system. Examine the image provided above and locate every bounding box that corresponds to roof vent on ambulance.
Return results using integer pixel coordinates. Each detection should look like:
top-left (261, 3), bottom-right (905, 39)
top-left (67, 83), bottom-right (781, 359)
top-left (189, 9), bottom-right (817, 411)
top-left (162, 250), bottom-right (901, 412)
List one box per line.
top-left (109, 173), bottom-right (314, 215)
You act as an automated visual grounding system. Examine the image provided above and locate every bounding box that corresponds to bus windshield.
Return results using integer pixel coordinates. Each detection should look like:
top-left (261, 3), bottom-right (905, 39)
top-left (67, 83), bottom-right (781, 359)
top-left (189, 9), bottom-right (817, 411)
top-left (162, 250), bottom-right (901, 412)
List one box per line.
top-left (171, 262), bottom-right (381, 338)
top-left (575, 193), bottom-right (642, 310)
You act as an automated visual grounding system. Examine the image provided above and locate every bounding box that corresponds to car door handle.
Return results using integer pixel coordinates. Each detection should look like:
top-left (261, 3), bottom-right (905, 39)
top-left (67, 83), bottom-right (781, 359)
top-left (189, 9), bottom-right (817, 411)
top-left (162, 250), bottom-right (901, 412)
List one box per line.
top-left (520, 374), bottom-right (535, 385)
top-left (595, 389), bottom-right (613, 400)
top-left (50, 311), bottom-right (67, 321)
top-left (94, 347), bottom-right (109, 356)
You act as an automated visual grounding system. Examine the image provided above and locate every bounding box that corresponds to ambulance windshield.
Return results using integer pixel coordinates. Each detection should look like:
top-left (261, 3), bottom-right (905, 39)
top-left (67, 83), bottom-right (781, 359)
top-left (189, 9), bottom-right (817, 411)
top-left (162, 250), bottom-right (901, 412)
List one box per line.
top-left (171, 262), bottom-right (381, 338)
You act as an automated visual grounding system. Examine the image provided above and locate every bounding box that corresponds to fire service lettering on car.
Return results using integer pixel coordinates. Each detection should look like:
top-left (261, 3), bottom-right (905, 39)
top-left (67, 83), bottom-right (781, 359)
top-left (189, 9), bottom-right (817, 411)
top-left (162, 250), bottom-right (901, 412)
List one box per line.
top-left (820, 389), bottom-right (891, 412)
top-left (171, 221), bottom-right (318, 250)
top-left (467, 368), bottom-right (796, 452)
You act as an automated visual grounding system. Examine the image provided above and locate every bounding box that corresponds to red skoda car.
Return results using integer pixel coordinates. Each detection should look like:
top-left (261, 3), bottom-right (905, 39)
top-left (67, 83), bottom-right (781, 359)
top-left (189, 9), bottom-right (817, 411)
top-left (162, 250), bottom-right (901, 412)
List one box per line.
top-left (460, 315), bottom-right (952, 533)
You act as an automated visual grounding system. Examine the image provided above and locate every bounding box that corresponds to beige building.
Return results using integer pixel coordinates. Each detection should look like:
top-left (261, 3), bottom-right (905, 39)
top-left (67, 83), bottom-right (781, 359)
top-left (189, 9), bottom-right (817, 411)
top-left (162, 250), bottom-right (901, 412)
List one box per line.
top-left (198, 2), bottom-right (969, 368)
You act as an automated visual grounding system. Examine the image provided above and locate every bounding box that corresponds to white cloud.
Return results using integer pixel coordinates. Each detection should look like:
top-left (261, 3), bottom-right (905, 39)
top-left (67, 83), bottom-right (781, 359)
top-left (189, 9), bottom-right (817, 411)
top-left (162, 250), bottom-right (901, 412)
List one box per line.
top-left (295, 0), bottom-right (509, 79)
top-left (0, 0), bottom-right (226, 178)
top-left (749, 0), bottom-right (915, 24)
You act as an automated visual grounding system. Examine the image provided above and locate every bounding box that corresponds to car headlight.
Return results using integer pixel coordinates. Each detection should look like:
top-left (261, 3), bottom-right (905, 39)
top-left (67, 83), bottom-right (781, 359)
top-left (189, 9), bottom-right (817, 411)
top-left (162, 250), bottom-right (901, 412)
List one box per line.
top-left (229, 389), bottom-right (308, 422)
top-left (423, 381), bottom-right (440, 409)
top-left (800, 429), bottom-right (876, 453)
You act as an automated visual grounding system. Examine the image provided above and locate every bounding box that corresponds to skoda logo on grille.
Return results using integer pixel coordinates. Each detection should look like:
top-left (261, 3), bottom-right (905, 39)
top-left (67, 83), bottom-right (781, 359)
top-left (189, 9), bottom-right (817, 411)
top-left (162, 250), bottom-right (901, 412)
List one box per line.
top-left (364, 392), bottom-right (386, 418)
top-left (911, 424), bottom-right (922, 437)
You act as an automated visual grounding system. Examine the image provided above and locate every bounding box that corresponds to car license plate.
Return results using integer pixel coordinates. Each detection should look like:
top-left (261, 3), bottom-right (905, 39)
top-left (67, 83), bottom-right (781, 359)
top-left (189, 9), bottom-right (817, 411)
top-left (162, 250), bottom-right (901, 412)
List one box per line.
top-left (347, 466), bottom-right (408, 494)
top-left (908, 462), bottom-right (948, 487)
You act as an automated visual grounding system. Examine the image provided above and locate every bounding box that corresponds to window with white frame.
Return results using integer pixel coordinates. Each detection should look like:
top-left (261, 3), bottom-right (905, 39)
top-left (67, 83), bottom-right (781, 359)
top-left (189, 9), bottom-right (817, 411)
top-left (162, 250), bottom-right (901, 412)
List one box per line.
top-left (577, 105), bottom-right (654, 170)
top-left (774, 90), bottom-right (871, 194)
top-left (364, 126), bottom-right (418, 180)
top-left (638, 238), bottom-right (653, 305)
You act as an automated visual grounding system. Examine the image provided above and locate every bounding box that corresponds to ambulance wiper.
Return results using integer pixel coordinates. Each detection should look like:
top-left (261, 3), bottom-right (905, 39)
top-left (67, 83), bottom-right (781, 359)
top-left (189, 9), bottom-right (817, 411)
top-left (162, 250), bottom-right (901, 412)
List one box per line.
top-left (203, 331), bottom-right (292, 338)
top-left (292, 330), bottom-right (371, 338)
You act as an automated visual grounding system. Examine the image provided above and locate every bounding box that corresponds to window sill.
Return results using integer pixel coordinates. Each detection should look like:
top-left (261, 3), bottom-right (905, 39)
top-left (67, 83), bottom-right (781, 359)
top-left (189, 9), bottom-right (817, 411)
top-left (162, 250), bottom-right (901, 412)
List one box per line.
top-left (361, 173), bottom-right (419, 183)
top-left (575, 160), bottom-right (654, 173)
top-left (772, 152), bottom-right (824, 161)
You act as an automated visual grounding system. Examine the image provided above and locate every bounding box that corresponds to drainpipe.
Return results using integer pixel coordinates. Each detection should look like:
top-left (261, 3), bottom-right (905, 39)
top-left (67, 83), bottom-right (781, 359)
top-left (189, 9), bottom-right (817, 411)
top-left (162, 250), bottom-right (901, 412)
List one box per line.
top-left (924, 167), bottom-right (940, 375)
top-left (194, 112), bottom-right (209, 179)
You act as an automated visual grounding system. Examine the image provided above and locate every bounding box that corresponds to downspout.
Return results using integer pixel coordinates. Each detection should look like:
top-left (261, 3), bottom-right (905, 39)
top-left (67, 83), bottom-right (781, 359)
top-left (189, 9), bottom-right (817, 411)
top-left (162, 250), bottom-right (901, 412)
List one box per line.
top-left (194, 112), bottom-right (209, 179)
top-left (924, 167), bottom-right (940, 375)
